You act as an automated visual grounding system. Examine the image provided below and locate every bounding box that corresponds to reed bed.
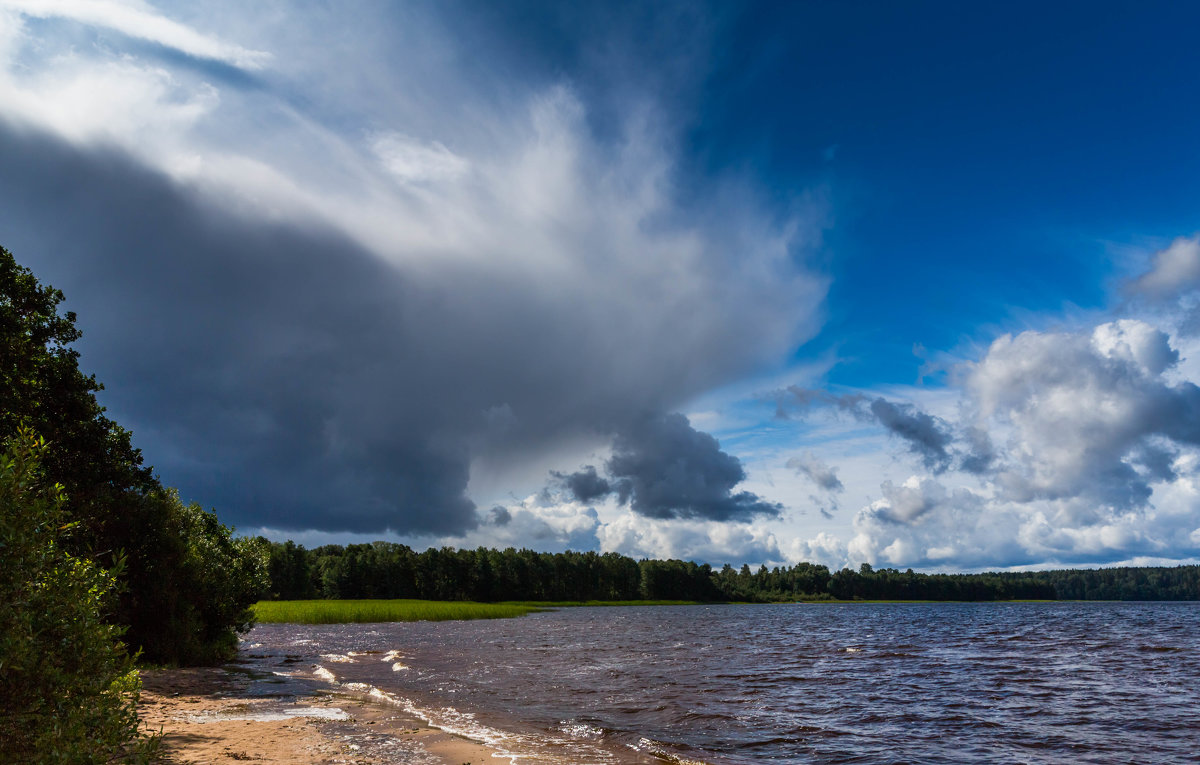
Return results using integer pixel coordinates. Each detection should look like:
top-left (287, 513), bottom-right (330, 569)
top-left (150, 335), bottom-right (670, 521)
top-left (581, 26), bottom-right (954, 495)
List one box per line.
top-left (502, 600), bottom-right (701, 608)
top-left (253, 599), bottom-right (544, 624)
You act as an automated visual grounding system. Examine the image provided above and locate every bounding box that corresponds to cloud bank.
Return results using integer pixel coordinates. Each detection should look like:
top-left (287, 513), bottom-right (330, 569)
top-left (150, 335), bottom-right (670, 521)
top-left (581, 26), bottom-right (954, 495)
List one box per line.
top-left (790, 299), bottom-right (1200, 569)
top-left (0, 3), bottom-right (823, 538)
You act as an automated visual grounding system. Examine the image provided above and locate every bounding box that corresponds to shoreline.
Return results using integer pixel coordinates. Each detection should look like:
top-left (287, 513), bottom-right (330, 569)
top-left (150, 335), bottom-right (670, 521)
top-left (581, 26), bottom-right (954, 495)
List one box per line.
top-left (138, 665), bottom-right (506, 764)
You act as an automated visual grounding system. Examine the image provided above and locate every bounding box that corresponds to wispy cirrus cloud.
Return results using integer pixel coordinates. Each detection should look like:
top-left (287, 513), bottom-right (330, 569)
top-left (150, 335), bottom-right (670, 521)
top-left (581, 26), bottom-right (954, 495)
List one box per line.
top-left (0, 0), bottom-right (269, 68)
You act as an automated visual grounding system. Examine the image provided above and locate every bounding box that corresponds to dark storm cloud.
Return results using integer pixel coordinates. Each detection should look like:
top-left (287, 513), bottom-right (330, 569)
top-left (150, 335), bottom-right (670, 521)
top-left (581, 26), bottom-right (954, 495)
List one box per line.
top-left (0, 123), bottom-right (807, 537)
top-left (772, 387), bottom-right (957, 473)
top-left (956, 426), bottom-right (996, 475)
top-left (0, 125), bottom-right (478, 535)
top-left (554, 465), bottom-right (612, 503)
top-left (488, 505), bottom-right (512, 526)
top-left (866, 398), bottom-right (954, 473)
top-left (548, 414), bottom-right (782, 521)
top-left (601, 413), bottom-right (783, 522)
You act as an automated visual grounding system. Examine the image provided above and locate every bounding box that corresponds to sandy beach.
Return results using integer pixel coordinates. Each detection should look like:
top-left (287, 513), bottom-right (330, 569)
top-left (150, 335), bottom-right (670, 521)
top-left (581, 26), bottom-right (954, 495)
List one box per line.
top-left (139, 666), bottom-right (503, 764)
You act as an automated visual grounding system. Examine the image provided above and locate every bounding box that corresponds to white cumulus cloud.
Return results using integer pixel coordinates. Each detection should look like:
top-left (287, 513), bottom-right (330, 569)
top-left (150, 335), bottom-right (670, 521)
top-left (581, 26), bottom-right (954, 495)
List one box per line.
top-left (792, 307), bottom-right (1200, 570)
top-left (1128, 235), bottom-right (1200, 301)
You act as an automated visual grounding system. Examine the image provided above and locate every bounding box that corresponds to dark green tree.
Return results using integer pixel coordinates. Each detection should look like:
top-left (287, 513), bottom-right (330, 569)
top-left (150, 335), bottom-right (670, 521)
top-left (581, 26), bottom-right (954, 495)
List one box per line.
top-left (266, 539), bottom-right (318, 600)
top-left (0, 246), bottom-right (154, 508)
top-left (0, 244), bottom-right (267, 664)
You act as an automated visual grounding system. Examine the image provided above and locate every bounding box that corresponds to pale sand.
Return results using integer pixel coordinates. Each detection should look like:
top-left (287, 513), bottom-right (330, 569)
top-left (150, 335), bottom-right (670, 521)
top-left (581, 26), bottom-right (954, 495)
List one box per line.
top-left (139, 666), bottom-right (505, 764)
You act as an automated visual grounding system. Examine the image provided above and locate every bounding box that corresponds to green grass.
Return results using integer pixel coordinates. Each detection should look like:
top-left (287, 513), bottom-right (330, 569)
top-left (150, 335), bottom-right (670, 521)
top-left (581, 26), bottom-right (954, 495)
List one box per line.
top-left (501, 599), bottom-right (702, 608)
top-left (252, 599), bottom-right (546, 624)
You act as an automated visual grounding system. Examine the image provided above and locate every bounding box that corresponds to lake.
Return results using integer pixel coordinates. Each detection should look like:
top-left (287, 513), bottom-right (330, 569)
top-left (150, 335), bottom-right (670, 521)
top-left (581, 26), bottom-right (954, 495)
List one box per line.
top-left (243, 602), bottom-right (1200, 763)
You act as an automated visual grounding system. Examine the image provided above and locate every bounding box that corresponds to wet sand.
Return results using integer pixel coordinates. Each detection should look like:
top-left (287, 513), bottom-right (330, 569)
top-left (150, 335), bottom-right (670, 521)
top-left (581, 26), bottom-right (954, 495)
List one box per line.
top-left (139, 666), bottom-right (503, 764)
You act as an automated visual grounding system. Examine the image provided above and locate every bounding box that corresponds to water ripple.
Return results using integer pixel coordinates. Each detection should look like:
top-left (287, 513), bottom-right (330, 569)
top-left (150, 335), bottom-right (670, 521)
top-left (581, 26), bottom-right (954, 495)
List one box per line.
top-left (246, 602), bottom-right (1200, 764)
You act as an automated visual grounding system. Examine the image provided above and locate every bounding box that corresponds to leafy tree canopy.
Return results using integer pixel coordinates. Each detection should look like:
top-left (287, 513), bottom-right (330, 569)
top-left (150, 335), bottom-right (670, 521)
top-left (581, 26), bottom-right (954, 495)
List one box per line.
top-left (0, 246), bottom-right (152, 508)
top-left (0, 244), bottom-right (266, 665)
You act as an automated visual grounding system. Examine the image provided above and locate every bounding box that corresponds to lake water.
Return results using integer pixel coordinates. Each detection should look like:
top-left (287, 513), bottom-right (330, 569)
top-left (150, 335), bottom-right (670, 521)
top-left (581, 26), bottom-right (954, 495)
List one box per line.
top-left (243, 603), bottom-right (1200, 763)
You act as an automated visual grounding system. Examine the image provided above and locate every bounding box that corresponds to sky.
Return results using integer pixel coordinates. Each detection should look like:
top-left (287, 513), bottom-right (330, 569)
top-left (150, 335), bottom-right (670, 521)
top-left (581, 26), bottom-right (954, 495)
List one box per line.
top-left (2, 0), bottom-right (1200, 572)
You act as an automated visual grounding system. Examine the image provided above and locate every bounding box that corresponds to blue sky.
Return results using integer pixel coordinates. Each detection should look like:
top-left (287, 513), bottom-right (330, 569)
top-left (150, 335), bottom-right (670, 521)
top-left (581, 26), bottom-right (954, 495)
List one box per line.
top-left (2, 1), bottom-right (1199, 570)
top-left (698, 1), bottom-right (1200, 387)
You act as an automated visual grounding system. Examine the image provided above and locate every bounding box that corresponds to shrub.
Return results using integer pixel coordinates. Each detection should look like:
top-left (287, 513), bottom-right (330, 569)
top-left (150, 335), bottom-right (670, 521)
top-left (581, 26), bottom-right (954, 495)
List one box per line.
top-left (0, 430), bottom-right (157, 763)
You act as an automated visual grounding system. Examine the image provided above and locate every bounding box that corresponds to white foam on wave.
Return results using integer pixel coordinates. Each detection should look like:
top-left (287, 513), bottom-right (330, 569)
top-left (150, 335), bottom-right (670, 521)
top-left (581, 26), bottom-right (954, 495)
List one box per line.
top-left (311, 654), bottom-right (621, 763)
top-left (379, 649), bottom-right (410, 672)
top-left (320, 653), bottom-right (355, 663)
top-left (558, 720), bottom-right (604, 740)
top-left (188, 706), bottom-right (351, 723)
top-left (327, 678), bottom-right (570, 763)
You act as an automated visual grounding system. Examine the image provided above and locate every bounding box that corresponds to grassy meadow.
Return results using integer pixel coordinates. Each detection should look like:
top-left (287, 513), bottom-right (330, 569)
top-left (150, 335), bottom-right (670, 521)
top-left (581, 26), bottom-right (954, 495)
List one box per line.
top-left (253, 599), bottom-right (547, 624)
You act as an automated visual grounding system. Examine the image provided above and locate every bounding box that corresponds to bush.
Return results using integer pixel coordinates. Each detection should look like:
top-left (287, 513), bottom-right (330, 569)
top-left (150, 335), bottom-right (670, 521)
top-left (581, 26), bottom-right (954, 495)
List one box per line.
top-left (0, 430), bottom-right (157, 763)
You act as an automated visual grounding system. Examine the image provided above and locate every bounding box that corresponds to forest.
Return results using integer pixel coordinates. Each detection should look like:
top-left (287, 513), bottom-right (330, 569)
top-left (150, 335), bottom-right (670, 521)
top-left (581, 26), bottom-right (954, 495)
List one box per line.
top-left (263, 539), bottom-right (1200, 603)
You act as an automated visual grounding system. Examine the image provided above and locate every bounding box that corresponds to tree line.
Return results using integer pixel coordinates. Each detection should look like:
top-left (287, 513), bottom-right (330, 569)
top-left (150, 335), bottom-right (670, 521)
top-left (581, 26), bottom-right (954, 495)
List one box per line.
top-left (263, 540), bottom-right (1200, 603)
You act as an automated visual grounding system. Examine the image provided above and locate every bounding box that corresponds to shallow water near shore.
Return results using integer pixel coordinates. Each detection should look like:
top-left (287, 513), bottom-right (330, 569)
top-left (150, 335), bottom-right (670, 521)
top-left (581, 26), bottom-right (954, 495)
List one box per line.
top-left (243, 602), bottom-right (1200, 764)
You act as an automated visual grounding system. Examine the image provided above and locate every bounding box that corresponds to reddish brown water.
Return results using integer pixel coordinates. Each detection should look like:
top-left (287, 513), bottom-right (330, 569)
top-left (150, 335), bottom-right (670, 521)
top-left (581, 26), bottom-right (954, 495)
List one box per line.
top-left (243, 602), bottom-right (1200, 763)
